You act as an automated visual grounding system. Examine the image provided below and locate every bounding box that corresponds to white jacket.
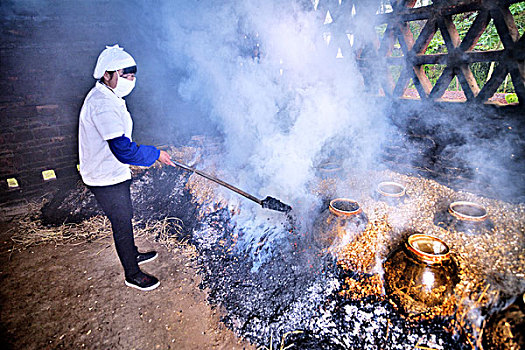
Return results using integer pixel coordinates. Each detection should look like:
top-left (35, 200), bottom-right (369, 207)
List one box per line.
top-left (78, 82), bottom-right (133, 186)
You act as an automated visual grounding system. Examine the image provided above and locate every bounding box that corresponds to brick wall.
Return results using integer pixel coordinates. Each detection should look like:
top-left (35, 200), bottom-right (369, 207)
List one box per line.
top-left (0, 0), bottom-right (175, 211)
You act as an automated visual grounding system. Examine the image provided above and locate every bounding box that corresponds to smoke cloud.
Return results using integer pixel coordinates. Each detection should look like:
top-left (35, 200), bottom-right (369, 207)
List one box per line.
top-left (5, 0), bottom-right (522, 268)
top-left (146, 0), bottom-right (394, 269)
top-left (157, 1), bottom-right (387, 213)
top-left (142, 0), bottom-right (524, 269)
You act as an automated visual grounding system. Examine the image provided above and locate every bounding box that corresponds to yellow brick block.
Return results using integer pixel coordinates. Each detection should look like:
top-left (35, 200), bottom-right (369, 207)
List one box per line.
top-left (7, 178), bottom-right (19, 188)
top-left (42, 170), bottom-right (57, 181)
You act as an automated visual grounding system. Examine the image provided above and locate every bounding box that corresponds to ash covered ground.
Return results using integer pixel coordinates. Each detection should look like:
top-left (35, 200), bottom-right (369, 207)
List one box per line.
top-left (40, 152), bottom-right (523, 349)
top-left (192, 205), bottom-right (465, 350)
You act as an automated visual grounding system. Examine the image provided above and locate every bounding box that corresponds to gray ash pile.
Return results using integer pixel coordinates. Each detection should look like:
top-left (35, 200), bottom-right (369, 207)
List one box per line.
top-left (38, 160), bottom-right (523, 349)
top-left (192, 204), bottom-right (468, 349)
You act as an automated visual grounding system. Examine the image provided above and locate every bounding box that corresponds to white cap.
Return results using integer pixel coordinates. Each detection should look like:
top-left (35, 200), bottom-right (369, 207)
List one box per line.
top-left (93, 44), bottom-right (136, 79)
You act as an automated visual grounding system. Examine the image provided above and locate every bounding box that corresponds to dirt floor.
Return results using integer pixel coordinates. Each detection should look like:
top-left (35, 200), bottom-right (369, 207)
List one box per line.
top-left (0, 220), bottom-right (255, 350)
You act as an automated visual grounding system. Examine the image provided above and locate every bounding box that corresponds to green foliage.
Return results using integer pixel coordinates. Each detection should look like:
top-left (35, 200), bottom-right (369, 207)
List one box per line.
top-left (389, 65), bottom-right (402, 84)
top-left (425, 29), bottom-right (446, 54)
top-left (454, 4), bottom-right (525, 50)
top-left (423, 64), bottom-right (445, 84)
top-left (375, 23), bottom-right (388, 38)
top-left (470, 62), bottom-right (491, 88)
top-left (498, 75), bottom-right (514, 93)
top-left (505, 93), bottom-right (518, 104)
top-left (379, 3), bottom-right (524, 93)
top-left (510, 2), bottom-right (525, 35)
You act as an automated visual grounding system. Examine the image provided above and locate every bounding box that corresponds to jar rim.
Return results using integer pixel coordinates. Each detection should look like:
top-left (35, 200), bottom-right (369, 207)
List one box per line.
top-left (448, 201), bottom-right (487, 222)
top-left (406, 234), bottom-right (450, 264)
top-left (317, 161), bottom-right (342, 171)
top-left (377, 181), bottom-right (406, 198)
top-left (329, 198), bottom-right (362, 217)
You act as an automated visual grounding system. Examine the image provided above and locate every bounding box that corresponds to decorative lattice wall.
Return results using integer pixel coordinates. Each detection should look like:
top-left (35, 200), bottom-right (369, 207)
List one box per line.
top-left (317, 0), bottom-right (525, 106)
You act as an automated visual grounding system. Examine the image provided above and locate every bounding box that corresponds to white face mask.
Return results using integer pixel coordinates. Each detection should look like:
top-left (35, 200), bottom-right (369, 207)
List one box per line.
top-left (113, 76), bottom-right (136, 98)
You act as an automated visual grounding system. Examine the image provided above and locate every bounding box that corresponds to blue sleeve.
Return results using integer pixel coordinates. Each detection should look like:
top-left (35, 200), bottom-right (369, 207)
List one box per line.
top-left (107, 135), bottom-right (161, 167)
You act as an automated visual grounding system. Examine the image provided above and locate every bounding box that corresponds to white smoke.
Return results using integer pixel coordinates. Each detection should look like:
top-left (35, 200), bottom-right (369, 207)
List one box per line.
top-left (160, 0), bottom-right (386, 216)
top-left (154, 0), bottom-right (389, 269)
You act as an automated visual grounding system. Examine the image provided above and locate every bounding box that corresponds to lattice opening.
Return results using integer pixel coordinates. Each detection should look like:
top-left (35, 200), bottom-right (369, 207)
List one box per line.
top-left (499, 73), bottom-right (516, 94)
top-left (446, 76), bottom-right (462, 93)
top-left (388, 65), bottom-right (403, 86)
top-left (409, 19), bottom-right (428, 42)
top-left (470, 62), bottom-right (492, 90)
top-left (453, 11), bottom-right (479, 42)
top-left (424, 28), bottom-right (448, 54)
top-left (472, 18), bottom-right (501, 52)
top-left (509, 3), bottom-right (524, 36)
top-left (392, 37), bottom-right (403, 57)
top-left (485, 72), bottom-right (519, 104)
top-left (424, 64), bottom-right (446, 88)
top-left (375, 23), bottom-right (388, 41)
top-left (377, 1), bottom-right (393, 14)
top-left (412, 0), bottom-right (433, 8)
top-left (402, 78), bottom-right (421, 99)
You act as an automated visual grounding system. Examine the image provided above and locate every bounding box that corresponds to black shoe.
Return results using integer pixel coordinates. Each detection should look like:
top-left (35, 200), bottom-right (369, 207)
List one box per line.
top-left (137, 251), bottom-right (158, 265)
top-left (125, 271), bottom-right (160, 291)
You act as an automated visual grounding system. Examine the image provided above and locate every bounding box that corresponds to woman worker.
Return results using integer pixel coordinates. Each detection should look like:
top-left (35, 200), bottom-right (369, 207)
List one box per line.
top-left (78, 44), bottom-right (175, 291)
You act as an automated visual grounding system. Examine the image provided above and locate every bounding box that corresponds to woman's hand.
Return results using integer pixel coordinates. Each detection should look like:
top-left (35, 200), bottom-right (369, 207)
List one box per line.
top-left (158, 150), bottom-right (176, 167)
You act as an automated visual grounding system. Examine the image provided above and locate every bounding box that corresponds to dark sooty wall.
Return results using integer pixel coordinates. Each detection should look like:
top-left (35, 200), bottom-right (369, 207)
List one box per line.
top-left (0, 0), bottom-right (173, 212)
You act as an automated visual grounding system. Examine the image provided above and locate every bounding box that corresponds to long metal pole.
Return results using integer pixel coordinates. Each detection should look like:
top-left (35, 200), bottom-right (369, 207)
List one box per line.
top-left (171, 160), bottom-right (263, 205)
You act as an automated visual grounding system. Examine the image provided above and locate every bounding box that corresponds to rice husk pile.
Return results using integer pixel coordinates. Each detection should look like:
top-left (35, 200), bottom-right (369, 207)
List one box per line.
top-left (313, 168), bottom-right (524, 344)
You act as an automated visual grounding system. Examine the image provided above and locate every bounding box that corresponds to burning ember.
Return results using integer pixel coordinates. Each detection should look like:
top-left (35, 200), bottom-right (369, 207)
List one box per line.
top-left (339, 274), bottom-right (384, 301)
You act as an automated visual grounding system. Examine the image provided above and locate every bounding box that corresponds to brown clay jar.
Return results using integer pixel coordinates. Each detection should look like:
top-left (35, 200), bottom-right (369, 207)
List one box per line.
top-left (384, 233), bottom-right (459, 317)
top-left (313, 198), bottom-right (367, 247)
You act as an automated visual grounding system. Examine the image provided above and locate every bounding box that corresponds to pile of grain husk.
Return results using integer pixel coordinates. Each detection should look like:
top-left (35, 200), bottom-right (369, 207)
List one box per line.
top-left (312, 168), bottom-right (524, 345)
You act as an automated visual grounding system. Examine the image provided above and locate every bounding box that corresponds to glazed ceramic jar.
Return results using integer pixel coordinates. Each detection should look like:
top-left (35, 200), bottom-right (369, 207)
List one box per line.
top-left (384, 233), bottom-right (459, 317)
top-left (434, 200), bottom-right (493, 233)
top-left (313, 198), bottom-right (368, 248)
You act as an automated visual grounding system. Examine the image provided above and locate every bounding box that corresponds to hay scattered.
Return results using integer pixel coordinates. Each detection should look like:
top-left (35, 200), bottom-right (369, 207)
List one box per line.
top-left (10, 201), bottom-right (191, 257)
top-left (134, 216), bottom-right (197, 258)
top-left (12, 214), bottom-right (112, 249)
top-left (258, 330), bottom-right (303, 350)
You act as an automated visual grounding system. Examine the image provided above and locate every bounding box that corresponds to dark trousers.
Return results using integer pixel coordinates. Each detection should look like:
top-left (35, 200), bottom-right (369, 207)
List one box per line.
top-left (88, 180), bottom-right (140, 277)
